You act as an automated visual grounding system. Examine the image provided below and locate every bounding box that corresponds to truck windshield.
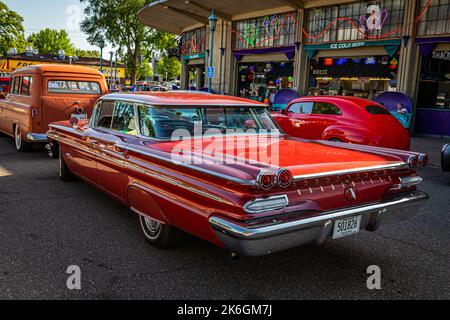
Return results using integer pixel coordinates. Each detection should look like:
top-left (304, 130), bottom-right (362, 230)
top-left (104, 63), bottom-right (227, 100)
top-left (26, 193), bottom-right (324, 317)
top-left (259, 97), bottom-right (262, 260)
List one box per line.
top-left (137, 105), bottom-right (281, 140)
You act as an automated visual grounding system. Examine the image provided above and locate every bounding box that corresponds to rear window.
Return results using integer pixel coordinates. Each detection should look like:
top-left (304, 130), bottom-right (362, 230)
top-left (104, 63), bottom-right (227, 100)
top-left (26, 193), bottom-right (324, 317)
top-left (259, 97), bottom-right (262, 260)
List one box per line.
top-left (366, 105), bottom-right (391, 115)
top-left (48, 80), bottom-right (101, 94)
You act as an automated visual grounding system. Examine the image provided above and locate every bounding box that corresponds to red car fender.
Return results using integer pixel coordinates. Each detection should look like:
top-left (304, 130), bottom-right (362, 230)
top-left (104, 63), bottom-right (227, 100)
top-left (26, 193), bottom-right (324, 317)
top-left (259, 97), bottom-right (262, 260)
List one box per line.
top-left (323, 125), bottom-right (379, 145)
top-left (126, 183), bottom-right (170, 224)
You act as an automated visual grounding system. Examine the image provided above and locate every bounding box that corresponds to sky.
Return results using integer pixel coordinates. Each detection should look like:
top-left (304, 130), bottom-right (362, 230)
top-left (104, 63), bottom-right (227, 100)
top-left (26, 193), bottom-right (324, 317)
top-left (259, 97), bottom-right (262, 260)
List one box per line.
top-left (4, 0), bottom-right (115, 58)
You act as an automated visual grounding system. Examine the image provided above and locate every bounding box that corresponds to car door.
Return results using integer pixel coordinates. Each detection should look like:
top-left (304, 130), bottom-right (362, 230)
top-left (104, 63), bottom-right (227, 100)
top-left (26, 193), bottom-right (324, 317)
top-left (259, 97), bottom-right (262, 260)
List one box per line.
top-left (280, 101), bottom-right (315, 139)
top-left (61, 101), bottom-right (107, 185)
top-left (306, 102), bottom-right (342, 139)
top-left (95, 101), bottom-right (138, 201)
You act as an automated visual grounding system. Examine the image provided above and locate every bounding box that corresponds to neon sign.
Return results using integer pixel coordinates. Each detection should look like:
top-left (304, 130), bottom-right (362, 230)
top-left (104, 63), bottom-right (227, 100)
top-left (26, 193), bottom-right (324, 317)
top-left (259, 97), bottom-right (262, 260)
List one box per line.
top-left (233, 13), bottom-right (297, 49)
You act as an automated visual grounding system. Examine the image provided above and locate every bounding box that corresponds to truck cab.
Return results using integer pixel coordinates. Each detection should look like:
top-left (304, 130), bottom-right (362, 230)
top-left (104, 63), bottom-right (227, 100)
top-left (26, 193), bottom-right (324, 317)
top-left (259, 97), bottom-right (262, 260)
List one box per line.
top-left (0, 64), bottom-right (108, 151)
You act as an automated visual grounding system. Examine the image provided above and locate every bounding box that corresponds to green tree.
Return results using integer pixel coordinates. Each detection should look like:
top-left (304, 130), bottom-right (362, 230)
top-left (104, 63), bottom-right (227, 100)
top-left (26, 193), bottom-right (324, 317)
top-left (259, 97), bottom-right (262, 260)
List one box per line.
top-left (0, 1), bottom-right (26, 55)
top-left (27, 29), bottom-right (76, 55)
top-left (155, 56), bottom-right (181, 81)
top-left (80, 0), bottom-right (177, 84)
top-left (74, 49), bottom-right (101, 58)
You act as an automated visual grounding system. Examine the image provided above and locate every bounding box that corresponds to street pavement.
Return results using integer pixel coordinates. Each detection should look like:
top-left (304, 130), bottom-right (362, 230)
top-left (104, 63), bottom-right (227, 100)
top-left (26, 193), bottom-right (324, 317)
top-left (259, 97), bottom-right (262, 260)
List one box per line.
top-left (0, 135), bottom-right (449, 300)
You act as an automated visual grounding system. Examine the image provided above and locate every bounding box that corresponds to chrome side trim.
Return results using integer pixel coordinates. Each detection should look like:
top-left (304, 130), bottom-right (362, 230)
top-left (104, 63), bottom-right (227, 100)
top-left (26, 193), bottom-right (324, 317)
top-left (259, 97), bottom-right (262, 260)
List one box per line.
top-left (47, 130), bottom-right (233, 205)
top-left (293, 163), bottom-right (407, 181)
top-left (27, 133), bottom-right (48, 142)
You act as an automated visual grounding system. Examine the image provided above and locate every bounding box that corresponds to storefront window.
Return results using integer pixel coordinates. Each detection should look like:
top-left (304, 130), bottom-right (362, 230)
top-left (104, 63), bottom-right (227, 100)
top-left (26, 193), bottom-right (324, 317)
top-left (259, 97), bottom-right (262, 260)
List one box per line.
top-left (417, 51), bottom-right (450, 109)
top-left (304, 0), bottom-right (405, 44)
top-left (233, 13), bottom-right (297, 49)
top-left (308, 56), bottom-right (399, 98)
top-left (180, 28), bottom-right (206, 55)
top-left (238, 62), bottom-right (294, 102)
top-left (417, 0), bottom-right (450, 36)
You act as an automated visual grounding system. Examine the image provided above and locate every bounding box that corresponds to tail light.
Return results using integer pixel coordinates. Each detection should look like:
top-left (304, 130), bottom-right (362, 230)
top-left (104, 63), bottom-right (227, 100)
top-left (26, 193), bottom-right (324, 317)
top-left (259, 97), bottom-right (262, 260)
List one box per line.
top-left (256, 171), bottom-right (276, 190)
top-left (407, 155), bottom-right (419, 170)
top-left (277, 169), bottom-right (294, 188)
top-left (419, 154), bottom-right (429, 168)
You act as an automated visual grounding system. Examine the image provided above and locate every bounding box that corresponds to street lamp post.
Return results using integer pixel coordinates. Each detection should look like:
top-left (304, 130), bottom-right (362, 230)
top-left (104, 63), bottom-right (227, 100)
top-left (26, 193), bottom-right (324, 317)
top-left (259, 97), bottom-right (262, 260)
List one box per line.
top-left (98, 37), bottom-right (105, 73)
top-left (208, 10), bottom-right (218, 93)
top-left (109, 51), bottom-right (114, 87)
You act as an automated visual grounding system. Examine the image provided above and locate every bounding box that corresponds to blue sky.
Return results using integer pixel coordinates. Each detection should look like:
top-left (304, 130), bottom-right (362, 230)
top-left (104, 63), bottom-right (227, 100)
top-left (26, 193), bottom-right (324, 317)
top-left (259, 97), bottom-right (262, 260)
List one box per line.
top-left (4, 0), bottom-right (114, 56)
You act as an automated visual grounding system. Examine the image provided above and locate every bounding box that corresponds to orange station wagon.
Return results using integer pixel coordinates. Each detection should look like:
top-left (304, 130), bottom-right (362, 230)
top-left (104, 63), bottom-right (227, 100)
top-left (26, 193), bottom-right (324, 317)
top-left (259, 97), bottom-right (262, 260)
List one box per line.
top-left (0, 65), bottom-right (108, 151)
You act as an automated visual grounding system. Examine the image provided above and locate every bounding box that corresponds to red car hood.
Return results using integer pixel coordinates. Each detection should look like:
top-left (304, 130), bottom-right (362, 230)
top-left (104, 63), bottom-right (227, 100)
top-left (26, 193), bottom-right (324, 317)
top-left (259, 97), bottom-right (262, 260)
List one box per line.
top-left (146, 135), bottom-right (405, 178)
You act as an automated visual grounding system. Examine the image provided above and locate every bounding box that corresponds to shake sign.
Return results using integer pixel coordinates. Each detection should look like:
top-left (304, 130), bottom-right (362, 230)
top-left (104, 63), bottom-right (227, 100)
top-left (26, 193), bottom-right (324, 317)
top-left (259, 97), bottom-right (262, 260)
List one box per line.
top-left (432, 51), bottom-right (450, 61)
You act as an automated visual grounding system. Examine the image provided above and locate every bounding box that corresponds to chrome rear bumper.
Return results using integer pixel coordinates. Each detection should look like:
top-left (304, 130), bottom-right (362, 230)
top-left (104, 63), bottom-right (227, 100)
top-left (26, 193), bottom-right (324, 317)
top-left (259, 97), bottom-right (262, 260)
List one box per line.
top-left (209, 191), bottom-right (429, 257)
top-left (27, 133), bottom-right (48, 143)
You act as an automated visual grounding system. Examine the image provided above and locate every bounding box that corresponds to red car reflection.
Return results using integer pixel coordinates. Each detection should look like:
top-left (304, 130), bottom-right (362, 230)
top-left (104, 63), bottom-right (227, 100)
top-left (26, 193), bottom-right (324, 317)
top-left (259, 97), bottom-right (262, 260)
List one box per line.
top-left (272, 96), bottom-right (410, 150)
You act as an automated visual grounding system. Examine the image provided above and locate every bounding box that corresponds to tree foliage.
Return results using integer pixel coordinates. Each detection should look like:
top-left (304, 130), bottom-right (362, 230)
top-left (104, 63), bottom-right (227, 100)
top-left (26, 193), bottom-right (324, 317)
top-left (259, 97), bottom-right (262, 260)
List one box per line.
top-left (156, 56), bottom-right (181, 81)
top-left (80, 0), bottom-right (178, 83)
top-left (74, 49), bottom-right (101, 58)
top-left (27, 29), bottom-right (76, 55)
top-left (0, 1), bottom-right (26, 55)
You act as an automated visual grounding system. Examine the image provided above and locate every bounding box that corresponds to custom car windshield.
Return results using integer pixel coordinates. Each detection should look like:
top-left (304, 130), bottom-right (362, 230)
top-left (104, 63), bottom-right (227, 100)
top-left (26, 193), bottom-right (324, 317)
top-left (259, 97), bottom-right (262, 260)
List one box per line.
top-left (137, 105), bottom-right (280, 140)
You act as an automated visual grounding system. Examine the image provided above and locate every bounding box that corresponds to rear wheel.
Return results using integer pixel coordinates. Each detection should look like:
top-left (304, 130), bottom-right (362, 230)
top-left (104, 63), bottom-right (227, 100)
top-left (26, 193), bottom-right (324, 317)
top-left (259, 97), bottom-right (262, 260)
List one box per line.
top-left (14, 125), bottom-right (33, 152)
top-left (59, 147), bottom-right (75, 181)
top-left (139, 215), bottom-right (180, 249)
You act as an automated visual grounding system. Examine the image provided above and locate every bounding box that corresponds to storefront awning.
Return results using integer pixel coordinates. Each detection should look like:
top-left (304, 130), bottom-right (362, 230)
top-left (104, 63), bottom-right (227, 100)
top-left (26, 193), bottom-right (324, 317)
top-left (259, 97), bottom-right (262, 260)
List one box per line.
top-left (416, 37), bottom-right (450, 57)
top-left (233, 46), bottom-right (296, 61)
top-left (138, 0), bottom-right (306, 34)
top-left (304, 39), bottom-right (402, 59)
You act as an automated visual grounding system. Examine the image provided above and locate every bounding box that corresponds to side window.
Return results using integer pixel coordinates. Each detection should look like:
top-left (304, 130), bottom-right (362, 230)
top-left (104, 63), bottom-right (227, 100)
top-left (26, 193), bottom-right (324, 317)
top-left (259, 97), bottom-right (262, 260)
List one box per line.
top-left (111, 102), bottom-right (137, 135)
top-left (138, 105), bottom-right (156, 138)
top-left (20, 76), bottom-right (32, 96)
top-left (289, 102), bottom-right (314, 115)
top-left (313, 102), bottom-right (342, 115)
top-left (96, 101), bottom-right (115, 129)
top-left (90, 102), bottom-right (101, 127)
top-left (12, 77), bottom-right (21, 95)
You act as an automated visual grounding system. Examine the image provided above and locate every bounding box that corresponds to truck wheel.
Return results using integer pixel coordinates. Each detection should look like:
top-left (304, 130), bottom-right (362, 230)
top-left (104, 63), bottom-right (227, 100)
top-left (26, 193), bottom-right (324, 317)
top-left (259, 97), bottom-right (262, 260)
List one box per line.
top-left (139, 215), bottom-right (180, 249)
top-left (14, 125), bottom-right (33, 152)
top-left (59, 147), bottom-right (75, 181)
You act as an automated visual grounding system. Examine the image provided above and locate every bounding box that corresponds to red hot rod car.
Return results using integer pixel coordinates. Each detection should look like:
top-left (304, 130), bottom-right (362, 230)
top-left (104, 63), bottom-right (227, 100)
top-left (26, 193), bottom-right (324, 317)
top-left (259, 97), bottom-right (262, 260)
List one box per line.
top-left (47, 92), bottom-right (429, 256)
top-left (272, 96), bottom-right (411, 150)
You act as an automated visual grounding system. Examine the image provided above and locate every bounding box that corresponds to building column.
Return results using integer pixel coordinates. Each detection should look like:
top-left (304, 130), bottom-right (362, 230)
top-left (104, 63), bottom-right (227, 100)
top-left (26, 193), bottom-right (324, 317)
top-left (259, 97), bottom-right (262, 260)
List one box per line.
top-left (293, 9), bottom-right (309, 96)
top-left (180, 61), bottom-right (189, 90)
top-left (397, 0), bottom-right (418, 95)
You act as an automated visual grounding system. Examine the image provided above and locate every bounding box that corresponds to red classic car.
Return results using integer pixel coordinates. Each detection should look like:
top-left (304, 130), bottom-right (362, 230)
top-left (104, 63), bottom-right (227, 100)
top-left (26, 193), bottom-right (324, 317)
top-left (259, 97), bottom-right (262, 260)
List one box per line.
top-left (272, 96), bottom-right (411, 150)
top-left (47, 92), bottom-right (429, 257)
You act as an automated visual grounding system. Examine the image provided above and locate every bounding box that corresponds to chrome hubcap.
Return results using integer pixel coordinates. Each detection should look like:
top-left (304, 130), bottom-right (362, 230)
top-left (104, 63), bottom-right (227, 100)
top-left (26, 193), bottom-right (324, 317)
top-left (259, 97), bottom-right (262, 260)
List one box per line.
top-left (143, 217), bottom-right (162, 240)
top-left (15, 126), bottom-right (21, 150)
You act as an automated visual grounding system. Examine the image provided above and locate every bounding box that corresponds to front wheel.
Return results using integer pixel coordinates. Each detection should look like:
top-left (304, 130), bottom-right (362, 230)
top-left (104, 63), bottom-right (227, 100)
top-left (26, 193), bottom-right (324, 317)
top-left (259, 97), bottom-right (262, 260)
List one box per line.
top-left (14, 125), bottom-right (33, 152)
top-left (139, 215), bottom-right (180, 249)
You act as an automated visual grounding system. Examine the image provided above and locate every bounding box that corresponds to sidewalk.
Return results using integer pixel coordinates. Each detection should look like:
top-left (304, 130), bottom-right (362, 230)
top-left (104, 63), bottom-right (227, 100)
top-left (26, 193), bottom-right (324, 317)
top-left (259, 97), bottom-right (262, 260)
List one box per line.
top-left (411, 136), bottom-right (447, 168)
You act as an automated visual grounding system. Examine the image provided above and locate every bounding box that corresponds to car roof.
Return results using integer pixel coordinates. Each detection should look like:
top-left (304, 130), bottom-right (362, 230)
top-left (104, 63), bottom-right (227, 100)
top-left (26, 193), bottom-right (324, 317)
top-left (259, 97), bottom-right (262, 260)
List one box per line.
top-left (294, 96), bottom-right (376, 108)
top-left (100, 92), bottom-right (268, 107)
top-left (12, 64), bottom-right (104, 76)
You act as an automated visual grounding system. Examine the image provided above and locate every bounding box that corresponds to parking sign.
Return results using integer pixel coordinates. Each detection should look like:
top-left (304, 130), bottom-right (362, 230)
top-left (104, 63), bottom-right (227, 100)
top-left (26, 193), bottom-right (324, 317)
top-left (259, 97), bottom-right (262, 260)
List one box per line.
top-left (206, 66), bottom-right (215, 79)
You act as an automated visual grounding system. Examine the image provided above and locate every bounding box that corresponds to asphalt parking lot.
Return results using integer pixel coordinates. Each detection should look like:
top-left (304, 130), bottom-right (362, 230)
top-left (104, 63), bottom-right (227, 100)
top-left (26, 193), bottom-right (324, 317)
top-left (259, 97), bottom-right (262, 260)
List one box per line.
top-left (0, 135), bottom-right (449, 300)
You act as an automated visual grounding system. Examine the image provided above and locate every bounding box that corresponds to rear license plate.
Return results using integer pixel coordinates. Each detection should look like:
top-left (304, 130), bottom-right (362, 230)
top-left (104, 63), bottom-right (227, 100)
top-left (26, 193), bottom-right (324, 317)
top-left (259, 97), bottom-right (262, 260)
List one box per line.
top-left (71, 113), bottom-right (88, 121)
top-left (333, 216), bottom-right (362, 239)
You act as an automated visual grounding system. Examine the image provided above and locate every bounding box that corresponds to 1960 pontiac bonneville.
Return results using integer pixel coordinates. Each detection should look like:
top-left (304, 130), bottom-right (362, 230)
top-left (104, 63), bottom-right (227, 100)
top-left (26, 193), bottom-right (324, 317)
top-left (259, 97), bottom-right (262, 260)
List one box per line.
top-left (47, 92), bottom-right (429, 256)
